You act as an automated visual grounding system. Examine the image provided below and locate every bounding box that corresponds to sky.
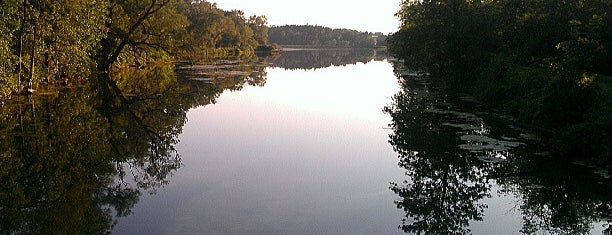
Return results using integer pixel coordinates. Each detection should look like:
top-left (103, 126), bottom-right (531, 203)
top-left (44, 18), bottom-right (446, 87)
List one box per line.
top-left (210, 0), bottom-right (401, 34)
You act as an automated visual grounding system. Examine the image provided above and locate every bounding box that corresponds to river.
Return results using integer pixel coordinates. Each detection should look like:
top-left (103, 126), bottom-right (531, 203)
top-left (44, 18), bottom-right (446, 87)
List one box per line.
top-left (0, 49), bottom-right (609, 234)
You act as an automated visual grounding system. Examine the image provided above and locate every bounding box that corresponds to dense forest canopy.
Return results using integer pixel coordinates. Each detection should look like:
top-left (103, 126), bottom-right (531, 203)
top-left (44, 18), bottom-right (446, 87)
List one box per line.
top-left (269, 25), bottom-right (388, 48)
top-left (388, 0), bottom-right (611, 168)
top-left (0, 0), bottom-right (268, 98)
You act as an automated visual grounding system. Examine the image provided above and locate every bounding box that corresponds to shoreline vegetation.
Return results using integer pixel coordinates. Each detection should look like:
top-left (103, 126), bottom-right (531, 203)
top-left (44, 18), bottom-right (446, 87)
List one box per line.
top-left (0, 0), bottom-right (269, 99)
top-left (4, 0), bottom-right (607, 172)
top-left (388, 0), bottom-right (611, 171)
top-left (0, 0), bottom-right (389, 100)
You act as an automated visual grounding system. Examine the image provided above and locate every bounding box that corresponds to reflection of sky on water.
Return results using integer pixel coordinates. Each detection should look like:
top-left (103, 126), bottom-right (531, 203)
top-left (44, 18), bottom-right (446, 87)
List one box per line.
top-left (112, 58), bottom-right (611, 234)
top-left (113, 61), bottom-right (406, 234)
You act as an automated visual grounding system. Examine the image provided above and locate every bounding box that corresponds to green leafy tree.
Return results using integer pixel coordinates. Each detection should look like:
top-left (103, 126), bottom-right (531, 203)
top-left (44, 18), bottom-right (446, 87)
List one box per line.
top-left (0, 0), bottom-right (21, 97)
top-left (248, 15), bottom-right (269, 45)
top-left (390, 0), bottom-right (498, 85)
top-left (172, 1), bottom-right (267, 61)
top-left (0, 0), bottom-right (270, 98)
top-left (97, 0), bottom-right (187, 71)
top-left (35, 0), bottom-right (108, 81)
top-left (0, 0), bottom-right (107, 94)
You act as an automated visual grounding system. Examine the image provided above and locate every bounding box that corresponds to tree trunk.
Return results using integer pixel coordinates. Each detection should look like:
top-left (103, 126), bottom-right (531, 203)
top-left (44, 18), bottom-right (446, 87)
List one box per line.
top-left (98, 0), bottom-right (171, 73)
top-left (28, 23), bottom-right (36, 89)
top-left (17, 0), bottom-right (27, 87)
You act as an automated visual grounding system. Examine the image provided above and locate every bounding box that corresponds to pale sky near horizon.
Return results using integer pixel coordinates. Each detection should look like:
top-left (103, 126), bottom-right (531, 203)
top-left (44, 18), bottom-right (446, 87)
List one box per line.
top-left (209, 0), bottom-right (401, 34)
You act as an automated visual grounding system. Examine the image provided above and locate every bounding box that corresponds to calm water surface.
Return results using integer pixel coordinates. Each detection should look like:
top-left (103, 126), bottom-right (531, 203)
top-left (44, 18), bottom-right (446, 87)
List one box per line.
top-left (1, 49), bottom-right (610, 234)
top-left (114, 53), bottom-right (405, 234)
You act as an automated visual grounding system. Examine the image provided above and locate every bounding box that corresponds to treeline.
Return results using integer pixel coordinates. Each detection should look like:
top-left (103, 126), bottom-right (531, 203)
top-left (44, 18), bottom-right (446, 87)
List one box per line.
top-left (0, 0), bottom-right (268, 98)
top-left (269, 25), bottom-right (388, 48)
top-left (388, 1), bottom-right (611, 167)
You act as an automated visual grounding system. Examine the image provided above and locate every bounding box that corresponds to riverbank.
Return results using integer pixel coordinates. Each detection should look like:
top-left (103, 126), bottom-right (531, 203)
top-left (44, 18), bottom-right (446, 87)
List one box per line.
top-left (388, 0), bottom-right (611, 172)
top-left (395, 60), bottom-right (612, 182)
top-left (389, 61), bottom-right (611, 234)
top-left (405, 63), bottom-right (612, 174)
top-left (0, 1), bottom-right (268, 101)
top-left (470, 64), bottom-right (611, 172)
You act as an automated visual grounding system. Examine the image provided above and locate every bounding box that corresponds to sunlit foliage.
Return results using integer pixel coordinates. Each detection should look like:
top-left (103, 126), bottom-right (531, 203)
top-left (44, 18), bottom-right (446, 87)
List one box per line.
top-left (0, 0), bottom-right (108, 94)
top-left (0, 0), bottom-right (269, 97)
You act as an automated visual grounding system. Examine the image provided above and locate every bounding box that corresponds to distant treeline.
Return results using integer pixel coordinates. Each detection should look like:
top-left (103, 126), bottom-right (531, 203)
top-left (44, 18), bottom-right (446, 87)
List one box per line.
top-left (0, 0), bottom-right (268, 97)
top-left (388, 0), bottom-right (611, 168)
top-left (269, 25), bottom-right (388, 48)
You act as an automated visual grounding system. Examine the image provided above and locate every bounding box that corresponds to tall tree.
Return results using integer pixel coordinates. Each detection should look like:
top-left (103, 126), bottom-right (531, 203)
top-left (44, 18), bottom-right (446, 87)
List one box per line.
top-left (97, 0), bottom-right (187, 72)
top-left (390, 0), bottom-right (497, 84)
top-left (0, 0), bottom-right (21, 96)
top-left (248, 15), bottom-right (269, 45)
top-left (0, 0), bottom-right (107, 92)
top-left (31, 0), bottom-right (108, 83)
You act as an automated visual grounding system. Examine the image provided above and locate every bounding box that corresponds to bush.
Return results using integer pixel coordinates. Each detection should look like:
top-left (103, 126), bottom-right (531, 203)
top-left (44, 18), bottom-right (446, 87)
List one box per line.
top-left (476, 64), bottom-right (610, 165)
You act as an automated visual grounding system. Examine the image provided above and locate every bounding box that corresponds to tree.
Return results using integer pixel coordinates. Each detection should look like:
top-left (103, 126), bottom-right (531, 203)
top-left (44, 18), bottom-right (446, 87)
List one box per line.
top-left (0, 0), bottom-right (21, 97)
top-left (248, 15), bottom-right (269, 45)
top-left (390, 0), bottom-right (498, 85)
top-left (0, 0), bottom-right (270, 97)
top-left (0, 0), bottom-right (107, 94)
top-left (97, 0), bottom-right (187, 71)
top-left (36, 0), bottom-right (108, 81)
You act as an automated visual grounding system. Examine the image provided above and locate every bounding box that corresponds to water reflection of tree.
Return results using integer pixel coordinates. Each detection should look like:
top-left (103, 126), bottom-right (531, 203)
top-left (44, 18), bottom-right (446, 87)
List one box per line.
top-left (384, 77), bottom-right (492, 234)
top-left (386, 70), bottom-right (612, 234)
top-left (496, 160), bottom-right (612, 234)
top-left (268, 49), bottom-right (388, 70)
top-left (0, 83), bottom-right (145, 234)
top-left (0, 61), bottom-right (267, 234)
